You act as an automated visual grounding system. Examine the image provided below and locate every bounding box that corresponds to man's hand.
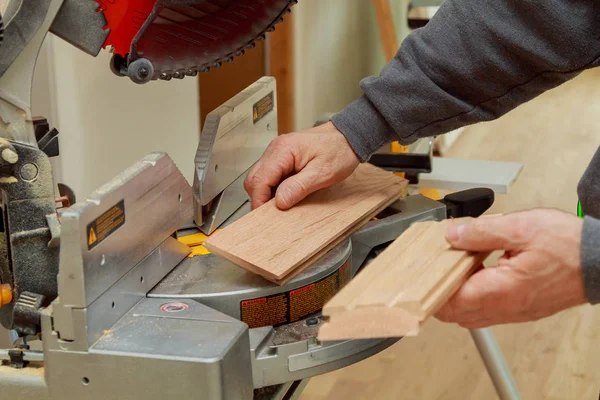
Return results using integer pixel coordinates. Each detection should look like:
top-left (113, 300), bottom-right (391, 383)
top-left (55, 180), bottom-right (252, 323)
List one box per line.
top-left (436, 209), bottom-right (586, 328)
top-left (244, 122), bottom-right (360, 210)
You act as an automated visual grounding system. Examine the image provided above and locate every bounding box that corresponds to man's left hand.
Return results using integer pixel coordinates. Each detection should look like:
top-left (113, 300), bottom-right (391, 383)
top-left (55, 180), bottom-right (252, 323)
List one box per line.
top-left (436, 209), bottom-right (587, 328)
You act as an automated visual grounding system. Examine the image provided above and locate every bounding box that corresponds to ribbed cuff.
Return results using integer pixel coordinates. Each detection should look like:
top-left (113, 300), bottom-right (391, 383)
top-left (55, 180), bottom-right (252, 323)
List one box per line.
top-left (581, 216), bottom-right (600, 304)
top-left (330, 96), bottom-right (398, 162)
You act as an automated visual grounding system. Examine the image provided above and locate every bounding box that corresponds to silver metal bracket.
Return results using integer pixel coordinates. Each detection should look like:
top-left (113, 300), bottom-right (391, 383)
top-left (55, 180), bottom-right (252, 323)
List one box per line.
top-left (417, 157), bottom-right (523, 194)
top-left (194, 76), bottom-right (278, 234)
top-left (52, 152), bottom-right (193, 344)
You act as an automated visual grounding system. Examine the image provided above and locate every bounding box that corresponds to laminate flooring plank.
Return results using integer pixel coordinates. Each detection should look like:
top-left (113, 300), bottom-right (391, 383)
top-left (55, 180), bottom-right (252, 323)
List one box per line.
top-left (204, 163), bottom-right (407, 284)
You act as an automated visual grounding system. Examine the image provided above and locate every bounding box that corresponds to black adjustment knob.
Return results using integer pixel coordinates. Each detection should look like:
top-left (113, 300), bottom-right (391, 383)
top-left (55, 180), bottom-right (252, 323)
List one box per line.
top-left (440, 188), bottom-right (495, 218)
top-left (33, 117), bottom-right (59, 158)
top-left (368, 152), bottom-right (432, 174)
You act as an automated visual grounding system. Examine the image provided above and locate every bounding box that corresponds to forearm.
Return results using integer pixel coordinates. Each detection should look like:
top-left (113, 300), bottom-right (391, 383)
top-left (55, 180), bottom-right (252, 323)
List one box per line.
top-left (333, 0), bottom-right (600, 160)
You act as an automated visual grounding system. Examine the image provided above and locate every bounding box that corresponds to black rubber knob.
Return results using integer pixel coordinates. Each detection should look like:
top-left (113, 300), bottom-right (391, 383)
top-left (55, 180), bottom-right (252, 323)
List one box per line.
top-left (440, 188), bottom-right (495, 218)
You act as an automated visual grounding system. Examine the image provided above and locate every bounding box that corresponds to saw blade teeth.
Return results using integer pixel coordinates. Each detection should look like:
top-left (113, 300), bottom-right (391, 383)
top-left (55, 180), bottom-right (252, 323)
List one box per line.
top-left (115, 0), bottom-right (298, 82)
top-left (93, 1), bottom-right (110, 31)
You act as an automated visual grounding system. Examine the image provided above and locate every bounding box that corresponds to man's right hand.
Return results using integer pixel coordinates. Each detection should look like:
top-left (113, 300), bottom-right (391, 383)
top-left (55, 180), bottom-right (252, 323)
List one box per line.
top-left (244, 121), bottom-right (360, 210)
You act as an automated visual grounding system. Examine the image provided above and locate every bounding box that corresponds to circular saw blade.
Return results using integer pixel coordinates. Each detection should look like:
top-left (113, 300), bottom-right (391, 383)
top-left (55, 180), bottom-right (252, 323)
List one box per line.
top-left (97, 0), bottom-right (297, 82)
top-left (119, 0), bottom-right (296, 82)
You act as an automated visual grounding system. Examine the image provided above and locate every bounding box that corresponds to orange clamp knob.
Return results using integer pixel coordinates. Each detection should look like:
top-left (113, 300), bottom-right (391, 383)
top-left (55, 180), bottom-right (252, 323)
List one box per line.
top-left (0, 283), bottom-right (12, 308)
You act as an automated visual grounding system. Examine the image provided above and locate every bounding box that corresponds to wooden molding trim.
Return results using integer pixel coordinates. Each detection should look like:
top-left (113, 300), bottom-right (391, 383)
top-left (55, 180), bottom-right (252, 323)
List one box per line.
top-left (318, 218), bottom-right (490, 340)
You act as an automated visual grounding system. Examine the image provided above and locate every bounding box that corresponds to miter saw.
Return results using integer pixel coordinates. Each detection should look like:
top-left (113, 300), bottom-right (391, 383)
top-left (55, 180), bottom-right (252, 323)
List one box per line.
top-left (0, 1), bottom-right (522, 400)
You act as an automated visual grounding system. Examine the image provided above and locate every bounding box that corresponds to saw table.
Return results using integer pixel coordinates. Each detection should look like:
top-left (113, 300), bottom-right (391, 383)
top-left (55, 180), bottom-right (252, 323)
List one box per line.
top-left (0, 2), bottom-right (521, 399)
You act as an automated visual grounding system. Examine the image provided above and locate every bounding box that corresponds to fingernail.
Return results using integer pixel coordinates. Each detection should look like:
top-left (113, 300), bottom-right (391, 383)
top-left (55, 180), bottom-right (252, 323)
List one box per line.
top-left (447, 224), bottom-right (465, 242)
top-left (278, 188), bottom-right (294, 209)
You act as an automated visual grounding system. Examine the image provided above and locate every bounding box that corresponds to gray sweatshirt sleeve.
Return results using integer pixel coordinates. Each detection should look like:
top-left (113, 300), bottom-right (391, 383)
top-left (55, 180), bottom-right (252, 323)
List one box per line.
top-left (331, 0), bottom-right (600, 161)
top-left (330, 0), bottom-right (600, 305)
top-left (582, 217), bottom-right (600, 304)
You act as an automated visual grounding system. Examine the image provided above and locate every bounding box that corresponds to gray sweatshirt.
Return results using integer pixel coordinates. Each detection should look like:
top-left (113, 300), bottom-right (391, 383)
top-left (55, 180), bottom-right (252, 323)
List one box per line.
top-left (331, 0), bottom-right (600, 303)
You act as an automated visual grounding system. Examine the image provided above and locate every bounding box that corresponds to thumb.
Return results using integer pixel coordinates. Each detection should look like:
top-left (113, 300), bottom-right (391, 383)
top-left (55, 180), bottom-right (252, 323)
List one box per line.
top-left (275, 165), bottom-right (328, 210)
top-left (436, 266), bottom-right (520, 326)
top-left (446, 214), bottom-right (526, 252)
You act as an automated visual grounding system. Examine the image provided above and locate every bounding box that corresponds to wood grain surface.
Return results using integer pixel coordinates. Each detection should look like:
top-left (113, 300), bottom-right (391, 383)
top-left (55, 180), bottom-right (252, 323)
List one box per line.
top-left (319, 218), bottom-right (489, 340)
top-left (204, 163), bottom-right (407, 284)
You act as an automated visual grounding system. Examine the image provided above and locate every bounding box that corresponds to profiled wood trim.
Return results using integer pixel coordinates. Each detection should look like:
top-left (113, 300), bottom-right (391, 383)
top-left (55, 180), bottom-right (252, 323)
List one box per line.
top-left (204, 164), bottom-right (408, 284)
top-left (268, 14), bottom-right (295, 134)
top-left (318, 218), bottom-right (490, 340)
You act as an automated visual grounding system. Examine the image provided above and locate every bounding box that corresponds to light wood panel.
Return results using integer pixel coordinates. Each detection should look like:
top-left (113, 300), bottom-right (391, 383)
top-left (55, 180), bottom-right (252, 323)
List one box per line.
top-left (319, 218), bottom-right (489, 340)
top-left (269, 15), bottom-right (295, 134)
top-left (198, 17), bottom-right (295, 134)
top-left (300, 69), bottom-right (600, 400)
top-left (204, 164), bottom-right (407, 284)
top-left (371, 1), bottom-right (413, 159)
top-left (371, 0), bottom-right (398, 62)
top-left (198, 42), bottom-right (265, 129)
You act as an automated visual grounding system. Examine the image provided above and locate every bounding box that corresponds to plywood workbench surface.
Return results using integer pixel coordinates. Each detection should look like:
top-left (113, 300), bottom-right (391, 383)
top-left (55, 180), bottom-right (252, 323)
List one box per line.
top-left (204, 163), bottom-right (407, 284)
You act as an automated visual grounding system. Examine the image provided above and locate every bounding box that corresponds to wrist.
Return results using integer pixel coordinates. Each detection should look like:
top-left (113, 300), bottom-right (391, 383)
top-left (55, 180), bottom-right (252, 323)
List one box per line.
top-left (331, 96), bottom-right (398, 161)
top-left (312, 121), bottom-right (361, 164)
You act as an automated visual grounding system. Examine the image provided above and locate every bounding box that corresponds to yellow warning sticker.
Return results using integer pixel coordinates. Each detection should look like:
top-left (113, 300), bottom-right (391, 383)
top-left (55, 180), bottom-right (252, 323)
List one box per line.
top-left (240, 259), bottom-right (351, 328)
top-left (252, 91), bottom-right (274, 124)
top-left (87, 200), bottom-right (126, 250)
top-left (88, 228), bottom-right (97, 246)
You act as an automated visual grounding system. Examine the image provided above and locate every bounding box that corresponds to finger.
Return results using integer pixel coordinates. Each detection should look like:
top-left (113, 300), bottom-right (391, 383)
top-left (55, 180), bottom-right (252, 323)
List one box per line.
top-left (244, 160), bottom-right (263, 194)
top-left (274, 164), bottom-right (331, 209)
top-left (244, 135), bottom-right (308, 209)
top-left (445, 214), bottom-right (529, 252)
top-left (248, 155), bottom-right (295, 209)
top-left (435, 266), bottom-right (520, 327)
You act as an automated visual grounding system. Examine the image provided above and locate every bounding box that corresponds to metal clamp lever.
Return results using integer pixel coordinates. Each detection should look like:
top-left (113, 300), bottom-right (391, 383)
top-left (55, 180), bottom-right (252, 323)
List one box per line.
top-left (368, 138), bottom-right (434, 183)
top-left (368, 152), bottom-right (432, 175)
top-left (438, 188), bottom-right (495, 218)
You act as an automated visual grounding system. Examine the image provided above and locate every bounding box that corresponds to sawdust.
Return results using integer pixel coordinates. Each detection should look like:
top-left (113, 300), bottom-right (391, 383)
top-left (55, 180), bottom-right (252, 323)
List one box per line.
top-left (0, 362), bottom-right (45, 376)
top-left (0, 176), bottom-right (17, 183)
